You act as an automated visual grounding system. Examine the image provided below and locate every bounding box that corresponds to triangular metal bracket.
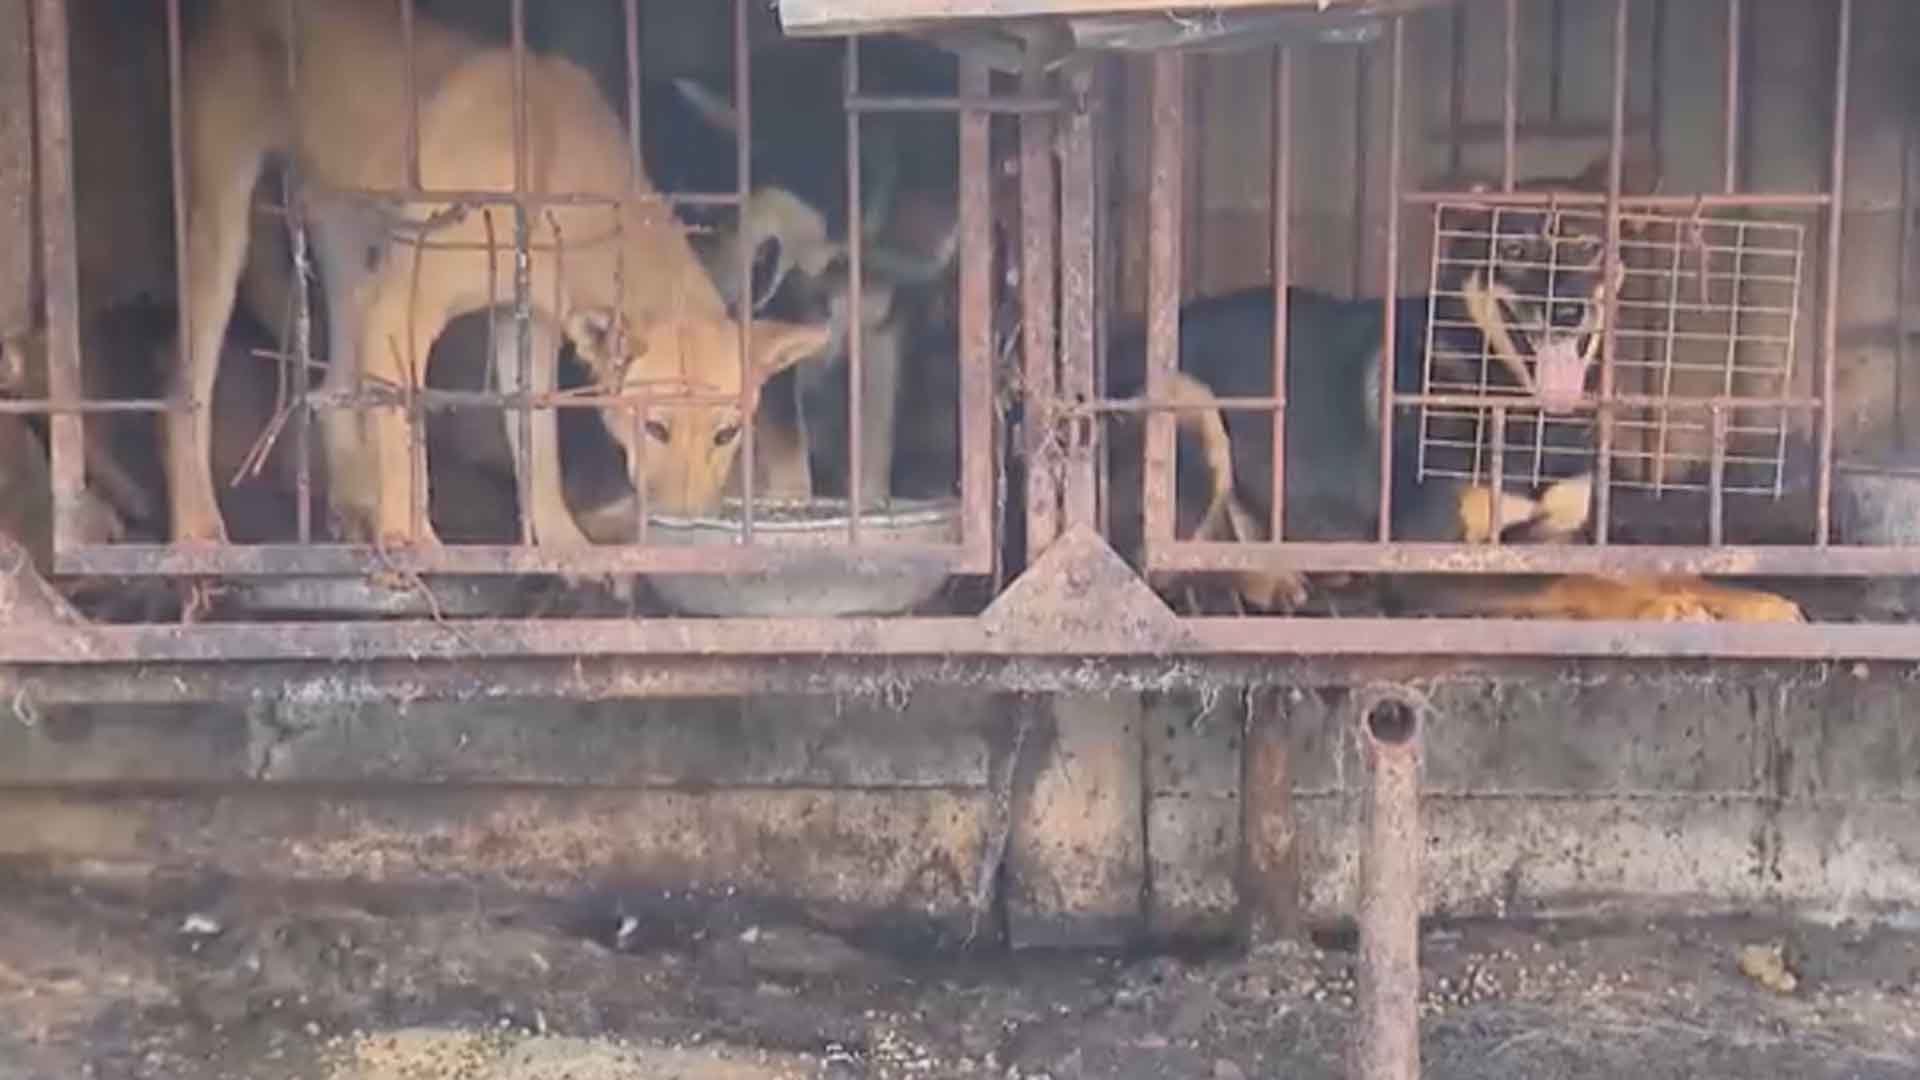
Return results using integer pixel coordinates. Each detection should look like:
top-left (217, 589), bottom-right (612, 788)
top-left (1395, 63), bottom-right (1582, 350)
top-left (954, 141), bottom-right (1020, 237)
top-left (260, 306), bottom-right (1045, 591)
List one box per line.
top-left (980, 526), bottom-right (1188, 654)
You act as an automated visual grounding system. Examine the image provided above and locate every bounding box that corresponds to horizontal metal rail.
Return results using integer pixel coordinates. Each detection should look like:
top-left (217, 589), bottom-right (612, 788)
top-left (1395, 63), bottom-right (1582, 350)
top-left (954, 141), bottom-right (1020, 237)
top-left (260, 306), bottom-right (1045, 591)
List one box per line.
top-left (7, 615), bottom-right (1920, 667)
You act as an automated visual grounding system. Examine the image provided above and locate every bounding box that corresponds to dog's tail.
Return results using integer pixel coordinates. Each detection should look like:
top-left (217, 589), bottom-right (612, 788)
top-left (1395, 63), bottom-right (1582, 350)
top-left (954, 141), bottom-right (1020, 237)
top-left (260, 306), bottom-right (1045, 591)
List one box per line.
top-left (1154, 371), bottom-right (1253, 543)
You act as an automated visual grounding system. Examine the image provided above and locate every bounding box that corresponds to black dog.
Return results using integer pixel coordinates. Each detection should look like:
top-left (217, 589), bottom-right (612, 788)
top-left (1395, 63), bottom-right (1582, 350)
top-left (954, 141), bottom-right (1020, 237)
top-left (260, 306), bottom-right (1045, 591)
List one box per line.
top-left (1102, 201), bottom-right (1803, 622)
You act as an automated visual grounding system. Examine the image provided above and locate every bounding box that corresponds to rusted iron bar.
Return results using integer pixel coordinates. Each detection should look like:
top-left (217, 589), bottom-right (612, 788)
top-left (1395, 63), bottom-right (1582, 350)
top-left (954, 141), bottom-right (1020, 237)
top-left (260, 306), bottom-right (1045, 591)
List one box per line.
top-left (1352, 694), bottom-right (1423, 1080)
top-left (1723, 0), bottom-right (1742, 193)
top-left (1401, 191), bottom-right (1831, 209)
top-left (1502, 0), bottom-right (1517, 190)
top-left (506, 0), bottom-right (535, 548)
top-left (59, 542), bottom-right (970, 578)
top-left (1377, 18), bottom-right (1405, 542)
top-left (1242, 687), bottom-right (1298, 944)
top-left (846, 35), bottom-right (866, 540)
top-left (1059, 63), bottom-right (1099, 530)
top-left (1815, 0), bottom-right (1852, 547)
top-left (1709, 406), bottom-right (1728, 546)
top-left (1083, 391), bottom-right (1825, 414)
top-left (33, 0), bottom-right (84, 553)
top-left (1021, 56), bottom-right (1060, 554)
top-left (1486, 406), bottom-right (1507, 540)
top-left (1592, 0), bottom-right (1629, 546)
top-left (957, 56), bottom-right (995, 573)
top-left (1147, 540), bottom-right (1920, 577)
top-left (734, 0), bottom-right (757, 543)
top-left (1270, 46), bottom-right (1293, 541)
top-left (0, 651), bottom-right (1858, 709)
top-left (1143, 51), bottom-right (1183, 557)
top-left (845, 93), bottom-right (1060, 115)
top-left (15, 615), bottom-right (1920, 668)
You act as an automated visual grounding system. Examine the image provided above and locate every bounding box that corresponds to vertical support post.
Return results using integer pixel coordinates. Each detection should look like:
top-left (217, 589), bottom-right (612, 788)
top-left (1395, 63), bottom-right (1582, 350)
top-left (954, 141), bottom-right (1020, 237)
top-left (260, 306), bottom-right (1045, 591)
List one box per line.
top-left (957, 57), bottom-right (994, 573)
top-left (1352, 694), bottom-right (1422, 1080)
top-left (0, 0), bottom-right (33, 340)
top-left (32, 0), bottom-right (84, 559)
top-left (1143, 52), bottom-right (1185, 557)
top-left (1815, 0), bottom-right (1852, 547)
top-left (1269, 46), bottom-right (1293, 542)
top-left (1021, 57), bottom-right (1060, 555)
top-left (1241, 687), bottom-right (1298, 944)
top-left (1060, 63), bottom-right (1099, 532)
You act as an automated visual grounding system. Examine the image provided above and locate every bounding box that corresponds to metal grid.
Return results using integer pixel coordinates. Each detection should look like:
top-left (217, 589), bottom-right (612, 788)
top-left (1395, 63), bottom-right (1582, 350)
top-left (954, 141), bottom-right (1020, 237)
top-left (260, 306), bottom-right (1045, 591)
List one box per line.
top-left (1417, 202), bottom-right (1806, 498)
top-left (30, 0), bottom-right (1015, 585)
top-left (1127, 0), bottom-right (1872, 583)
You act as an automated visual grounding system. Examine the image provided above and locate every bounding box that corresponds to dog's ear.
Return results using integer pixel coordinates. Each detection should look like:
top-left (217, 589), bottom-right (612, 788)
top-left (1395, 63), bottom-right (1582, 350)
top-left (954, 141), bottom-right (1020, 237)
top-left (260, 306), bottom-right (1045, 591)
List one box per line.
top-left (749, 320), bottom-right (833, 382)
top-left (565, 307), bottom-right (631, 366)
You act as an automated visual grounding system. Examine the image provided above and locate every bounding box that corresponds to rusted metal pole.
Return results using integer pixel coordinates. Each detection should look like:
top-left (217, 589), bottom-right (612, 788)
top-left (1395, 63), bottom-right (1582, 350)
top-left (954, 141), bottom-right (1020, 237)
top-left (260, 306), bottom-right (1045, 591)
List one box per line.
top-left (1020, 54), bottom-right (1060, 554)
top-left (34, 0), bottom-right (85, 557)
top-left (1144, 52), bottom-right (1184, 557)
top-left (1242, 687), bottom-right (1298, 944)
top-left (1352, 694), bottom-right (1422, 1080)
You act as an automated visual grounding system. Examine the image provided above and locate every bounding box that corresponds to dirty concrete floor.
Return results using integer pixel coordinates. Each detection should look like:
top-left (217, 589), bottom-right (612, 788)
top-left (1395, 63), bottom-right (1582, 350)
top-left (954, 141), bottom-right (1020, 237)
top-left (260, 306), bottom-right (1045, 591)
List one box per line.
top-left (2, 868), bottom-right (1918, 1079)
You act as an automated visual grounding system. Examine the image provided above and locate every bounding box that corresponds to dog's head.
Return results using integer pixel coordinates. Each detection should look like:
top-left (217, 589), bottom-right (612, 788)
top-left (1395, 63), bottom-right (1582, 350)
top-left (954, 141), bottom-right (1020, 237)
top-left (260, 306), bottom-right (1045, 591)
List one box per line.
top-left (563, 309), bottom-right (832, 516)
top-left (1443, 203), bottom-right (1622, 415)
top-left (1432, 152), bottom-right (1657, 415)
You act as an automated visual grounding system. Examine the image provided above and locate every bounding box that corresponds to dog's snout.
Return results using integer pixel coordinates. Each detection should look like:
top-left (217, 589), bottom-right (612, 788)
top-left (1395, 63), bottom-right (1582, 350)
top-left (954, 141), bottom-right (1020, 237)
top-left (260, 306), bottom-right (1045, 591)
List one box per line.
top-left (1550, 302), bottom-right (1586, 329)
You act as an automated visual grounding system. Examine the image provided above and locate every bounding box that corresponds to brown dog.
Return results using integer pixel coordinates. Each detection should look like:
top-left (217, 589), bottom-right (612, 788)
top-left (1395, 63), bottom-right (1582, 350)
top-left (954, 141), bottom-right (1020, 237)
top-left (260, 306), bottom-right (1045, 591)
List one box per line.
top-left (173, 0), bottom-right (830, 550)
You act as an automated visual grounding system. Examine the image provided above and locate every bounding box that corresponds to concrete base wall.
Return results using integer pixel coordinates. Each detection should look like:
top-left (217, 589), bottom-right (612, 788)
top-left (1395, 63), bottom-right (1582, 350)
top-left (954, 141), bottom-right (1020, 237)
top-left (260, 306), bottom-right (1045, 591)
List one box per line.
top-left (5, 669), bottom-right (1920, 945)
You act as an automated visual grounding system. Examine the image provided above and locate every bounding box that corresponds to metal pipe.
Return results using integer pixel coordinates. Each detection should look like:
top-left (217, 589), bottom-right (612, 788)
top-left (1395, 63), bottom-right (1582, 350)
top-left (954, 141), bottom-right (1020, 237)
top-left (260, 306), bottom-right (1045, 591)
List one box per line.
top-left (1021, 56), bottom-right (1059, 553)
top-left (1502, 0), bottom-right (1518, 192)
top-left (1402, 191), bottom-right (1831, 209)
top-left (1352, 693), bottom-right (1423, 1080)
top-left (159, 0), bottom-right (190, 555)
top-left (1144, 52), bottom-right (1184, 555)
top-left (1723, 0), bottom-right (1743, 194)
top-left (1376, 19), bottom-right (1405, 542)
top-left (21, 613), bottom-right (1920, 671)
top-left (734, 0), bottom-right (756, 543)
top-left (1593, 0), bottom-right (1630, 547)
top-left (1060, 64), bottom-right (1099, 531)
top-left (1816, 0), bottom-right (1852, 547)
top-left (1145, 538), bottom-right (1913, 577)
top-left (1241, 687), bottom-right (1297, 944)
top-left (846, 36), bottom-right (866, 541)
top-left (1270, 46), bottom-right (1293, 542)
top-left (507, 0), bottom-right (532, 547)
top-left (957, 57), bottom-right (995, 574)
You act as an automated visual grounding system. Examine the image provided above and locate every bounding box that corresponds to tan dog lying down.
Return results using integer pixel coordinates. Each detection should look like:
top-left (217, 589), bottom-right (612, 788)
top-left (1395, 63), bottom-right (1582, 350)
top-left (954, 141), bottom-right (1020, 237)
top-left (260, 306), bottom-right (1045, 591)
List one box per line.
top-left (174, 0), bottom-right (829, 549)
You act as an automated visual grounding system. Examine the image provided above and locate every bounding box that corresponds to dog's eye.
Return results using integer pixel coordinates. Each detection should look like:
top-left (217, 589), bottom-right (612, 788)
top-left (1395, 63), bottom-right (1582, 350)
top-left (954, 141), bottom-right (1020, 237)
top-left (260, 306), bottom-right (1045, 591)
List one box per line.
top-left (712, 424), bottom-right (741, 448)
top-left (644, 420), bottom-right (671, 443)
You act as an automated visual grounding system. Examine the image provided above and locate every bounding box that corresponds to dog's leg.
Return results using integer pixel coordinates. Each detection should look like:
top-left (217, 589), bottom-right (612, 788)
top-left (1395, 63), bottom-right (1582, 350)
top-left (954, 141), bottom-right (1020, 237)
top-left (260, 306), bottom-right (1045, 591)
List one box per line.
top-left (854, 319), bottom-right (903, 506)
top-left (495, 314), bottom-right (592, 549)
top-left (171, 41), bottom-right (279, 544)
top-left (306, 197), bottom-right (386, 544)
top-left (356, 269), bottom-right (449, 550)
top-left (744, 374), bottom-right (813, 499)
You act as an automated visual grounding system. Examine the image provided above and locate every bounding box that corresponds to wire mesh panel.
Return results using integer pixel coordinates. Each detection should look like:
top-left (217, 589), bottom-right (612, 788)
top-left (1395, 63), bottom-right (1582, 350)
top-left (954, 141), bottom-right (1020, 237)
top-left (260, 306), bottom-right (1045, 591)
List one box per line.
top-left (1417, 202), bottom-right (1806, 499)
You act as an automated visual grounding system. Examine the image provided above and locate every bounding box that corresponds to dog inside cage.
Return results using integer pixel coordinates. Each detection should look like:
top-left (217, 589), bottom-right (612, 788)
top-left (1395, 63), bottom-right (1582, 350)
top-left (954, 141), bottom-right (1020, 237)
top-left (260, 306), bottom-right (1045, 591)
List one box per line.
top-left (5, 0), bottom-right (1918, 633)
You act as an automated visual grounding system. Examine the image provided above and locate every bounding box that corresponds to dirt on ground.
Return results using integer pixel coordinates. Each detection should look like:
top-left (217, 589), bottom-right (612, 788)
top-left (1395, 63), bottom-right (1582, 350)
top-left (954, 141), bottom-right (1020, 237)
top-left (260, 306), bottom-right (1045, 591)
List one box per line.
top-left (1, 866), bottom-right (1918, 1080)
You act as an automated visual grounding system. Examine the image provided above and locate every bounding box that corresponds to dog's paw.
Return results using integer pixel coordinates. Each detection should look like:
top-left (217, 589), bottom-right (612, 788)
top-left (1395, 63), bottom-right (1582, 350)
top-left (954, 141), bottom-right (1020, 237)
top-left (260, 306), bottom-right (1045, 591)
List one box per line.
top-left (1630, 592), bottom-right (1716, 622)
top-left (1234, 570), bottom-right (1310, 613)
top-left (1700, 590), bottom-right (1806, 624)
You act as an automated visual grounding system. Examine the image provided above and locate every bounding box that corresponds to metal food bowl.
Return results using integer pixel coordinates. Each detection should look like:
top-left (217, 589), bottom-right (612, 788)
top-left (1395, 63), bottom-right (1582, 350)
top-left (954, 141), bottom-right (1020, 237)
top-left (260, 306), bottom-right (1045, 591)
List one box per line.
top-left (223, 575), bottom-right (532, 619)
top-left (640, 496), bottom-right (962, 617)
top-left (1836, 456), bottom-right (1920, 619)
top-left (1836, 457), bottom-right (1920, 547)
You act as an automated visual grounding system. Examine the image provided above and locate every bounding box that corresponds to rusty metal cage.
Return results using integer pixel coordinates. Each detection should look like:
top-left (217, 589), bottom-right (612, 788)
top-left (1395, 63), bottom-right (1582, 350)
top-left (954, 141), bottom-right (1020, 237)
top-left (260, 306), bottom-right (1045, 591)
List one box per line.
top-left (1117, 0), bottom-right (1878, 586)
top-left (6, 0), bottom-right (1920, 704)
top-left (43, 0), bottom-right (1010, 589)
top-left (1416, 202), bottom-right (1806, 498)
